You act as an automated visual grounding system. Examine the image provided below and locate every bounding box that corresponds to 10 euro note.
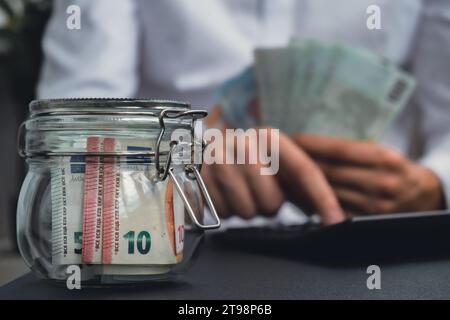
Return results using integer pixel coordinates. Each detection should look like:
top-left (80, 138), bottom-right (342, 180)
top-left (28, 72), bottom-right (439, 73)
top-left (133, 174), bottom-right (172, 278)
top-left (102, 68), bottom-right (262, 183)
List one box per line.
top-left (51, 137), bottom-right (185, 271)
top-left (100, 137), bottom-right (184, 267)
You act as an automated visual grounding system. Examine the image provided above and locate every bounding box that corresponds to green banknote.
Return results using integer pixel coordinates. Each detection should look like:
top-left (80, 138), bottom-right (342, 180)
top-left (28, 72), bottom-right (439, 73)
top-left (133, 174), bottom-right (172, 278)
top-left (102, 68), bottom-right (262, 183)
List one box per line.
top-left (217, 39), bottom-right (416, 140)
top-left (300, 44), bottom-right (415, 139)
top-left (254, 48), bottom-right (292, 129)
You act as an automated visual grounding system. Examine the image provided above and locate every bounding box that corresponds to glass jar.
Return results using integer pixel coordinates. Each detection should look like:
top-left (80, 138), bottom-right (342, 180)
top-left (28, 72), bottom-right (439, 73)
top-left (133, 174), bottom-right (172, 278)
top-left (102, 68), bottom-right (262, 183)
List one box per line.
top-left (16, 99), bottom-right (220, 285)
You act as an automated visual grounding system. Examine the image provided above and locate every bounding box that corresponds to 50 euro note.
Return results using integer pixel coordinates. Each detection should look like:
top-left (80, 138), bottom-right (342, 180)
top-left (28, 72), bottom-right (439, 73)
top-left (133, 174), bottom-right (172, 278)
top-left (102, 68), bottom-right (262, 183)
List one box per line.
top-left (51, 156), bottom-right (85, 265)
top-left (51, 136), bottom-right (185, 274)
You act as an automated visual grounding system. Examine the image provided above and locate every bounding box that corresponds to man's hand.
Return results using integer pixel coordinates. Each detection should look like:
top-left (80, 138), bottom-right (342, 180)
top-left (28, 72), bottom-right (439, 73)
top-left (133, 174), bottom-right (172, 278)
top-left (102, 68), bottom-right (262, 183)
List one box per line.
top-left (293, 134), bottom-right (446, 216)
top-left (201, 128), bottom-right (345, 224)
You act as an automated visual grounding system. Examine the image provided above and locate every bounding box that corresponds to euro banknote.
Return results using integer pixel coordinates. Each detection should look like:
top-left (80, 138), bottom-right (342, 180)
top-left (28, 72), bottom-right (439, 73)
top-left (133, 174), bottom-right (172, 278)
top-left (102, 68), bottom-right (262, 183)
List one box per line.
top-left (216, 39), bottom-right (416, 140)
top-left (51, 156), bottom-right (85, 265)
top-left (51, 137), bottom-right (186, 275)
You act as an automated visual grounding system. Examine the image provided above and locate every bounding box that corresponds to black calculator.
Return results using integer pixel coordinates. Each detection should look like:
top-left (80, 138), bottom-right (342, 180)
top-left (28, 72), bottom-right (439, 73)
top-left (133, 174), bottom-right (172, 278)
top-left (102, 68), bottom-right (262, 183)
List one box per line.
top-left (212, 211), bottom-right (450, 261)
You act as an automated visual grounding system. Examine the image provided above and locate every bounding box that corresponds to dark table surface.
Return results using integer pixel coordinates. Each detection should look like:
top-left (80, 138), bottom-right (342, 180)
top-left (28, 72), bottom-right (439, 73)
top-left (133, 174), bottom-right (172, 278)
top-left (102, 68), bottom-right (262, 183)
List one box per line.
top-left (2, 232), bottom-right (450, 300)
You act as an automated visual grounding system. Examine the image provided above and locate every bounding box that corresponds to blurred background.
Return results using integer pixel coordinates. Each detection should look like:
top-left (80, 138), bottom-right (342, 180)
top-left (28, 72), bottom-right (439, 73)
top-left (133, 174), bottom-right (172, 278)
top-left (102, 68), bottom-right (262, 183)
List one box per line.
top-left (0, 0), bottom-right (449, 288)
top-left (0, 0), bottom-right (51, 285)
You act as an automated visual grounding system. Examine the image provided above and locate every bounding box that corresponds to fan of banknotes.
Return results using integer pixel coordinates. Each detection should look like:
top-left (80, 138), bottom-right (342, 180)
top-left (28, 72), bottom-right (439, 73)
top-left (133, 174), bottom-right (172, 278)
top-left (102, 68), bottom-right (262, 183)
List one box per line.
top-left (217, 39), bottom-right (416, 140)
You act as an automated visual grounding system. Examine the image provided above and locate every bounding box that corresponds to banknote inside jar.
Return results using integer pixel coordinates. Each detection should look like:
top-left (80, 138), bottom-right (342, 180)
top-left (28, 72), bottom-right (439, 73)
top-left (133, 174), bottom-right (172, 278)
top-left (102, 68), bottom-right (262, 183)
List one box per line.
top-left (50, 136), bottom-right (198, 276)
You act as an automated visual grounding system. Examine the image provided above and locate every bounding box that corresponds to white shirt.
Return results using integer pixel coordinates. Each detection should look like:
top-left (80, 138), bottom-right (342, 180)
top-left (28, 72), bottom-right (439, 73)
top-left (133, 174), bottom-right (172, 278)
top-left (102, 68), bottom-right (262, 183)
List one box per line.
top-left (38, 0), bottom-right (450, 219)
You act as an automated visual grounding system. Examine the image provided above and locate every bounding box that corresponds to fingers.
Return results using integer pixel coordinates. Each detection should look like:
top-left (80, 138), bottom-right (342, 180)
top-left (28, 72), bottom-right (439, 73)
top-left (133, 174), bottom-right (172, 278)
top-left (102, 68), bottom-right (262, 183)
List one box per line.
top-left (202, 162), bottom-right (283, 219)
top-left (242, 163), bottom-right (284, 216)
top-left (343, 211), bottom-right (357, 220)
top-left (201, 164), bottom-right (231, 218)
top-left (203, 127), bottom-right (285, 219)
top-left (317, 161), bottom-right (403, 199)
top-left (212, 163), bottom-right (258, 219)
top-left (292, 134), bottom-right (405, 171)
top-left (203, 133), bottom-right (257, 219)
top-left (334, 186), bottom-right (395, 215)
top-left (202, 129), bottom-right (347, 224)
top-left (277, 133), bottom-right (345, 225)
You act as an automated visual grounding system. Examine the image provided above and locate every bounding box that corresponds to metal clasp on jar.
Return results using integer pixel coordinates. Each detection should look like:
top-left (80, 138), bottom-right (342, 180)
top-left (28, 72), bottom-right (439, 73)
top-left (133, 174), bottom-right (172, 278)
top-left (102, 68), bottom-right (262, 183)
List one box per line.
top-left (155, 108), bottom-right (220, 230)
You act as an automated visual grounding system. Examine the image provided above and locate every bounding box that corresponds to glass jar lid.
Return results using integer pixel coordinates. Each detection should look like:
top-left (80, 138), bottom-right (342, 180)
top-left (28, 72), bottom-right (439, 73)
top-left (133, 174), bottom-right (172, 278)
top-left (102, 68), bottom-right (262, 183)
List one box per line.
top-left (28, 98), bottom-right (191, 117)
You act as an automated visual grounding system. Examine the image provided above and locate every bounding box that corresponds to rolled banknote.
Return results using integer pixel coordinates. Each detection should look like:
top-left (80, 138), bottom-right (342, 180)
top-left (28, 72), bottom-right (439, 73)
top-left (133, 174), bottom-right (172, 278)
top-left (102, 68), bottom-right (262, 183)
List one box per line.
top-left (51, 136), bottom-right (186, 275)
top-left (82, 136), bottom-right (104, 264)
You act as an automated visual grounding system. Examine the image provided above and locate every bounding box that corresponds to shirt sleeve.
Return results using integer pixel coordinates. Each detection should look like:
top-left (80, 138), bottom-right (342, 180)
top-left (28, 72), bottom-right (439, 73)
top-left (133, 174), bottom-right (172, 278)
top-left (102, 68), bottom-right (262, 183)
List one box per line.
top-left (37, 0), bottom-right (139, 98)
top-left (412, 0), bottom-right (450, 207)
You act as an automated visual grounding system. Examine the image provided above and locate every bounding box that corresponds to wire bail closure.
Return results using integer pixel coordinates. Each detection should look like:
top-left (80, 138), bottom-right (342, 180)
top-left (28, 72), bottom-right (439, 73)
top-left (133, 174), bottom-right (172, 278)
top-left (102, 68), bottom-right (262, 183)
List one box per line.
top-left (155, 108), bottom-right (221, 230)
